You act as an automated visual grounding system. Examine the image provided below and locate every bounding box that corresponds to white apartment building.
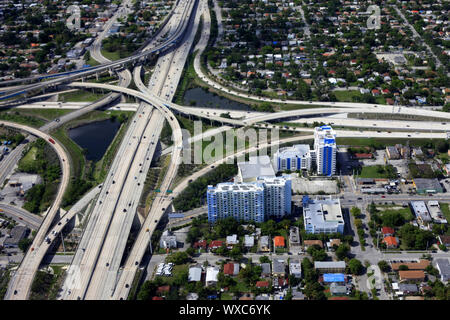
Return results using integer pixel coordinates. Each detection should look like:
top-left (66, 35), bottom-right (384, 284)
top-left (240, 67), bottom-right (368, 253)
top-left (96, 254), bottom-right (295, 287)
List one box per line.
top-left (273, 144), bottom-right (313, 172)
top-left (314, 125), bottom-right (337, 176)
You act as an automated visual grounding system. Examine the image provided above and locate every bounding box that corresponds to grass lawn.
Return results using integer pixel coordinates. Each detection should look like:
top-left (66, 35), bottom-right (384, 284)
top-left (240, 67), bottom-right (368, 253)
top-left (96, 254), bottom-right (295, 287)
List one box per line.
top-left (0, 111), bottom-right (45, 128)
top-left (359, 165), bottom-right (395, 179)
top-left (17, 108), bottom-right (72, 121)
top-left (100, 49), bottom-right (121, 61)
top-left (154, 264), bottom-right (189, 285)
top-left (19, 146), bottom-right (38, 168)
top-left (85, 56), bottom-right (100, 67)
top-left (440, 203), bottom-right (450, 222)
top-left (58, 90), bottom-right (105, 102)
top-left (220, 292), bottom-right (234, 300)
top-left (52, 127), bottom-right (86, 180)
top-left (378, 206), bottom-right (414, 221)
top-left (334, 90), bottom-right (362, 102)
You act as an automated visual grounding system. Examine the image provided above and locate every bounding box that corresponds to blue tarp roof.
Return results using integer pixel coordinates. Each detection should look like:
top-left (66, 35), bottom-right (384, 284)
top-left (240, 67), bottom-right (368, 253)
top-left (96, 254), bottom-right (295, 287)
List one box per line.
top-left (323, 273), bottom-right (345, 282)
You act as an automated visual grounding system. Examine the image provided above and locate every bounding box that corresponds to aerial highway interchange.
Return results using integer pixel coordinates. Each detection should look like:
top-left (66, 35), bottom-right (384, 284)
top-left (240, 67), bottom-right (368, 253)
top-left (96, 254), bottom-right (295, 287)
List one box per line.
top-left (0, 0), bottom-right (448, 301)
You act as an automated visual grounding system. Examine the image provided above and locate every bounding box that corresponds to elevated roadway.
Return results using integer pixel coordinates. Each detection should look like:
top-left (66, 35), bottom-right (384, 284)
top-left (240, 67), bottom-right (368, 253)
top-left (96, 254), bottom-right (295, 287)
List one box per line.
top-left (4, 122), bottom-right (70, 300)
top-left (0, 204), bottom-right (42, 230)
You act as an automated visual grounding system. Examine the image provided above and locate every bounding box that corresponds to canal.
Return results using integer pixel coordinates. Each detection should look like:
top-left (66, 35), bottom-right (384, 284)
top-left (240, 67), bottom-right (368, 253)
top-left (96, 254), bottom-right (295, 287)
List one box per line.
top-left (183, 87), bottom-right (252, 111)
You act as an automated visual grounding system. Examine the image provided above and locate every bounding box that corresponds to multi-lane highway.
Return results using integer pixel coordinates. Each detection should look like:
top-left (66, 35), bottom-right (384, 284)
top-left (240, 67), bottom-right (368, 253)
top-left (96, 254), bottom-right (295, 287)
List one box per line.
top-left (2, 0), bottom-right (450, 301)
top-left (58, 0), bottom-right (197, 300)
top-left (3, 121), bottom-right (70, 300)
top-left (0, 204), bottom-right (42, 230)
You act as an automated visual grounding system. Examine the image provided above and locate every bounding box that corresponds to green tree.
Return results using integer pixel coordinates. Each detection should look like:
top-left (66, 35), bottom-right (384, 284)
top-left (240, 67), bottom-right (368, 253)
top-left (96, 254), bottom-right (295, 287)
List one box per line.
top-left (166, 251), bottom-right (190, 265)
top-left (18, 237), bottom-right (32, 253)
top-left (348, 258), bottom-right (363, 275)
top-left (335, 243), bottom-right (350, 260)
top-left (378, 260), bottom-right (390, 273)
top-left (351, 207), bottom-right (361, 218)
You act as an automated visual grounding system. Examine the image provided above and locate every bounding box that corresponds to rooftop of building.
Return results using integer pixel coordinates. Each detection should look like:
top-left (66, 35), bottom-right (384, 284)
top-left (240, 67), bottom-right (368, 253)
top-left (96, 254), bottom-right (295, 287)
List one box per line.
top-left (238, 156), bottom-right (275, 181)
top-left (275, 144), bottom-right (311, 157)
top-left (304, 197), bottom-right (344, 227)
top-left (209, 182), bottom-right (265, 192)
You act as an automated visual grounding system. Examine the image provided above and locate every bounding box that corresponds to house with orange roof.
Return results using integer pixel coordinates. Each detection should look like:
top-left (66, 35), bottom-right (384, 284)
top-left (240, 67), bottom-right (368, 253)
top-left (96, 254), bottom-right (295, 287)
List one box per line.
top-left (273, 236), bottom-right (285, 248)
top-left (383, 236), bottom-right (399, 248)
top-left (399, 270), bottom-right (425, 281)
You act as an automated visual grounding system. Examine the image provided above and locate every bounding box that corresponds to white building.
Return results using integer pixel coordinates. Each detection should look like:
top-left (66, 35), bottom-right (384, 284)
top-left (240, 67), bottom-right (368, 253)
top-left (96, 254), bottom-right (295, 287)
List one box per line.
top-left (238, 155), bottom-right (275, 182)
top-left (188, 266), bottom-right (202, 282)
top-left (159, 230), bottom-right (177, 249)
top-left (206, 267), bottom-right (219, 286)
top-left (207, 182), bottom-right (265, 223)
top-left (207, 176), bottom-right (291, 223)
top-left (314, 126), bottom-right (337, 176)
top-left (411, 201), bottom-right (432, 224)
top-left (426, 201), bottom-right (448, 224)
top-left (303, 196), bottom-right (344, 234)
top-left (273, 144), bottom-right (312, 172)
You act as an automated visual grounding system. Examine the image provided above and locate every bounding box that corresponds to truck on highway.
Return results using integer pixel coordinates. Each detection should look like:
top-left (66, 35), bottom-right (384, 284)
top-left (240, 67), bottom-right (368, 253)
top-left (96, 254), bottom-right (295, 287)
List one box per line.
top-left (48, 138), bottom-right (55, 144)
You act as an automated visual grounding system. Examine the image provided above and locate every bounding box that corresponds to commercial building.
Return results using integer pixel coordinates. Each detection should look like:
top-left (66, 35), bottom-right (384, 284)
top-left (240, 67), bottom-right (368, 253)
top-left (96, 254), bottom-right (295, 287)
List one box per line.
top-left (391, 260), bottom-right (430, 272)
top-left (159, 230), bottom-right (177, 249)
top-left (289, 260), bottom-right (302, 278)
top-left (237, 156), bottom-right (275, 182)
top-left (314, 261), bottom-right (346, 274)
top-left (273, 144), bottom-right (312, 172)
top-left (386, 146), bottom-right (401, 159)
top-left (410, 201), bottom-right (432, 223)
top-left (303, 196), bottom-right (344, 234)
top-left (3, 226), bottom-right (28, 248)
top-left (412, 178), bottom-right (443, 194)
top-left (314, 126), bottom-right (337, 176)
top-left (207, 176), bottom-right (291, 223)
top-left (426, 201), bottom-right (448, 224)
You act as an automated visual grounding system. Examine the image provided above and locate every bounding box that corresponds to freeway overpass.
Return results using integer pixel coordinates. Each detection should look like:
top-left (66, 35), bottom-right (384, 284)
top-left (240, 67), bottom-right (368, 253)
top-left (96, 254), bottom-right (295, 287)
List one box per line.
top-left (0, 204), bottom-right (42, 230)
top-left (4, 121), bottom-right (70, 300)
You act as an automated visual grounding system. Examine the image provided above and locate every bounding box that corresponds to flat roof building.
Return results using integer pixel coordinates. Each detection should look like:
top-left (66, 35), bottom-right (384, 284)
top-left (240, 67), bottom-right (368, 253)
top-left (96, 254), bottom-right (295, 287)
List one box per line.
top-left (413, 178), bottom-right (443, 194)
top-left (427, 201), bottom-right (448, 224)
top-left (289, 259), bottom-right (302, 278)
top-left (238, 156), bottom-right (275, 182)
top-left (410, 201), bottom-right (432, 223)
top-left (3, 226), bottom-right (28, 248)
top-left (207, 176), bottom-right (291, 223)
top-left (273, 144), bottom-right (312, 172)
top-left (314, 126), bottom-right (337, 176)
top-left (386, 146), bottom-right (400, 159)
top-left (303, 196), bottom-right (344, 234)
top-left (314, 261), bottom-right (346, 274)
